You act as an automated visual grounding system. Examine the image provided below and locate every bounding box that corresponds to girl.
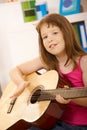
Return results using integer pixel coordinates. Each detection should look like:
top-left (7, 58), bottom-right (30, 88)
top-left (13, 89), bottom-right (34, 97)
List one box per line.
top-left (10, 13), bottom-right (87, 130)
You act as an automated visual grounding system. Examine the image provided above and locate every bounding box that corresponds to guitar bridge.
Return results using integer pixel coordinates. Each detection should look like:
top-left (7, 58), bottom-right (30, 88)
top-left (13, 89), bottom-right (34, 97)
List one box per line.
top-left (7, 98), bottom-right (17, 114)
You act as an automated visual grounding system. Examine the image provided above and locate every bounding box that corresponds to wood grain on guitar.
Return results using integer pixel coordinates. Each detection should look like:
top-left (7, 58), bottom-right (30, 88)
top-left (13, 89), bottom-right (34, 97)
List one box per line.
top-left (0, 70), bottom-right (87, 130)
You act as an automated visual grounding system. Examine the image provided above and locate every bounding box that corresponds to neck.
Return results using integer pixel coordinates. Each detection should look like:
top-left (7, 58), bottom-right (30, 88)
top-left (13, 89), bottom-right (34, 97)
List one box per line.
top-left (56, 53), bottom-right (68, 65)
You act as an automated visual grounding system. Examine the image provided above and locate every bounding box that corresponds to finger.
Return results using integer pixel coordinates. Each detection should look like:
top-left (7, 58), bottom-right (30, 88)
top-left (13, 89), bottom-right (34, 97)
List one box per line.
top-left (10, 95), bottom-right (17, 100)
top-left (10, 87), bottom-right (24, 99)
top-left (56, 94), bottom-right (71, 104)
top-left (55, 94), bottom-right (64, 103)
top-left (10, 91), bottom-right (20, 99)
top-left (64, 85), bottom-right (69, 88)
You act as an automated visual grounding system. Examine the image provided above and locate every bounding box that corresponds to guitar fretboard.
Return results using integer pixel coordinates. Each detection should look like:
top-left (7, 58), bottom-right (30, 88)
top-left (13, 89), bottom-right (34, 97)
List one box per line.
top-left (37, 87), bottom-right (87, 101)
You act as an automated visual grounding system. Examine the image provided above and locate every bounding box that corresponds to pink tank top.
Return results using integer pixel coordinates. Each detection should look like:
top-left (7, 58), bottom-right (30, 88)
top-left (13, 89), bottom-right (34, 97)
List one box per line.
top-left (59, 57), bottom-right (87, 126)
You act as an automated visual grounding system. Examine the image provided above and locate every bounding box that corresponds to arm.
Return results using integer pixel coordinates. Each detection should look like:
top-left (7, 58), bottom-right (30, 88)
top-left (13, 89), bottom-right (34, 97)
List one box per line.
top-left (72, 55), bottom-right (87, 106)
top-left (55, 55), bottom-right (87, 107)
top-left (9, 57), bottom-right (44, 99)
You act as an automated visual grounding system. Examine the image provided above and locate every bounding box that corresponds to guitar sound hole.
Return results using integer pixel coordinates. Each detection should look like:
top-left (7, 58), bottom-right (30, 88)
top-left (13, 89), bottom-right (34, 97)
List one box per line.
top-left (30, 89), bottom-right (41, 104)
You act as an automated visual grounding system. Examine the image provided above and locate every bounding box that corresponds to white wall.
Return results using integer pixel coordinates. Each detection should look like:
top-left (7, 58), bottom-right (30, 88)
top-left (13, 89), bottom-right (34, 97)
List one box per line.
top-left (0, 2), bottom-right (39, 91)
top-left (0, 27), bottom-right (12, 91)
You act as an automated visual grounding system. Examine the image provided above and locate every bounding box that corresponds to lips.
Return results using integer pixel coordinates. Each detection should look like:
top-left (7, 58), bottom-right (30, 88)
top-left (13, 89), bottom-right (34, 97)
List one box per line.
top-left (49, 44), bottom-right (57, 49)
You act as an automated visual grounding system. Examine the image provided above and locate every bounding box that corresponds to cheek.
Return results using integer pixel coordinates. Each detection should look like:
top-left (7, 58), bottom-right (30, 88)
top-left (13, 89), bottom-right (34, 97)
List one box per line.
top-left (60, 38), bottom-right (65, 46)
top-left (43, 44), bottom-right (50, 52)
top-left (61, 41), bottom-right (65, 47)
top-left (43, 41), bottom-right (48, 49)
top-left (61, 41), bottom-right (65, 48)
top-left (61, 42), bottom-right (65, 49)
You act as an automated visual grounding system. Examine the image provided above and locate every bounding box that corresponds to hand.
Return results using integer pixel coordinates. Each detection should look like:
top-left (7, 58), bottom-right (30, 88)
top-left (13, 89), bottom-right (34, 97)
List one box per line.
top-left (55, 85), bottom-right (71, 104)
top-left (55, 94), bottom-right (71, 104)
top-left (10, 81), bottom-right (30, 100)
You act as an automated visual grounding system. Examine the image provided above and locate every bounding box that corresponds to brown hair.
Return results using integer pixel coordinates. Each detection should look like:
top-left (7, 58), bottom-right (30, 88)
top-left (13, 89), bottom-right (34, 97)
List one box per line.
top-left (36, 13), bottom-right (86, 70)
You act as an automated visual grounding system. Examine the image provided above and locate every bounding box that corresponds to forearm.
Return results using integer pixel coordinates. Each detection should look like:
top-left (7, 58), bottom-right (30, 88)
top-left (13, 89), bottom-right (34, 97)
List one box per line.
top-left (56, 95), bottom-right (87, 107)
top-left (9, 66), bottom-right (25, 86)
top-left (72, 97), bottom-right (87, 107)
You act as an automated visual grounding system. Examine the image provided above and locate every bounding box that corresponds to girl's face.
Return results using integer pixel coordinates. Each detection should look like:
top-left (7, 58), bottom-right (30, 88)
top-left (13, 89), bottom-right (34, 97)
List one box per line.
top-left (40, 23), bottom-right (66, 57)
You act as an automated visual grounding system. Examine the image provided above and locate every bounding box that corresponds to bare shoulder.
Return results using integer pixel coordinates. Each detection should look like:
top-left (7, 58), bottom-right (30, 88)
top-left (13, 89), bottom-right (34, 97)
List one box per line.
top-left (80, 55), bottom-right (87, 70)
top-left (80, 55), bottom-right (87, 86)
top-left (80, 55), bottom-right (87, 63)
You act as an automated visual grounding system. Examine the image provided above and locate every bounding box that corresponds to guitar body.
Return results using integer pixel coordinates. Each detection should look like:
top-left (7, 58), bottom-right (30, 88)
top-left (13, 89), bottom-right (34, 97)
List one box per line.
top-left (7, 101), bottom-right (65, 130)
top-left (0, 70), bottom-right (65, 130)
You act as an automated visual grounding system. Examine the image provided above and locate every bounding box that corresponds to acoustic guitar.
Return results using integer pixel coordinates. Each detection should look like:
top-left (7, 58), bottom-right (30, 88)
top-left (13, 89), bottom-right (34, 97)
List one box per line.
top-left (0, 70), bottom-right (87, 130)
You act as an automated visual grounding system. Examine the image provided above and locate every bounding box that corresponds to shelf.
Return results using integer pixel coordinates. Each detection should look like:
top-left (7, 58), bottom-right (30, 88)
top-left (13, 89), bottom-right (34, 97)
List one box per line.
top-left (65, 12), bottom-right (87, 25)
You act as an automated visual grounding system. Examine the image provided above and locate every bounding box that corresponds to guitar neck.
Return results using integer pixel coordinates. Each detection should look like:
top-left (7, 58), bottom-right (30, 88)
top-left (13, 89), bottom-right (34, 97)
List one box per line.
top-left (38, 87), bottom-right (87, 101)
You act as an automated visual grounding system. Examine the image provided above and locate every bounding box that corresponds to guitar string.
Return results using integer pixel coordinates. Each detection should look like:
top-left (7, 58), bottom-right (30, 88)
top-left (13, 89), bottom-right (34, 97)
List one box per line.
top-left (30, 88), bottom-right (87, 102)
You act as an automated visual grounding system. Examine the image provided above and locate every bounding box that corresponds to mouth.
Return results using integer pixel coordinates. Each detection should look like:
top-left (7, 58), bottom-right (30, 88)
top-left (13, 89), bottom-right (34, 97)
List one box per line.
top-left (49, 44), bottom-right (57, 49)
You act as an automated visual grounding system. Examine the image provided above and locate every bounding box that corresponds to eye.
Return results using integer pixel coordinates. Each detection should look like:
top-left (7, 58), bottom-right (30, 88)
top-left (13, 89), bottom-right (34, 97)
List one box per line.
top-left (53, 31), bottom-right (58, 35)
top-left (42, 35), bottom-right (48, 40)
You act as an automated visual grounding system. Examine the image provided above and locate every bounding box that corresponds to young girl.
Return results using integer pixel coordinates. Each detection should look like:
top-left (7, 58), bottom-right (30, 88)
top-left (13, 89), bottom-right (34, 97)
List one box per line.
top-left (9, 13), bottom-right (87, 130)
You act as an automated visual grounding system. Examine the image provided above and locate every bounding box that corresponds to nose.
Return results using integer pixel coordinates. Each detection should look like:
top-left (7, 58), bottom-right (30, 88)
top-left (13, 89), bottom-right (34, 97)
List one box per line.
top-left (48, 40), bottom-right (52, 44)
top-left (48, 37), bottom-right (53, 43)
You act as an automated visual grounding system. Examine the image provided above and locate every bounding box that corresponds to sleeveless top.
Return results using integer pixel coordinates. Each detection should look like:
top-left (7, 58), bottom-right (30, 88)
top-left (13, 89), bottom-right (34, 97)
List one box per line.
top-left (58, 57), bottom-right (87, 126)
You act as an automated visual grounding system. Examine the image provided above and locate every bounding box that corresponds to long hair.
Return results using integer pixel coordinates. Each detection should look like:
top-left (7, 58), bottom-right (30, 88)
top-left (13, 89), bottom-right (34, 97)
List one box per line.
top-left (36, 13), bottom-right (86, 70)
